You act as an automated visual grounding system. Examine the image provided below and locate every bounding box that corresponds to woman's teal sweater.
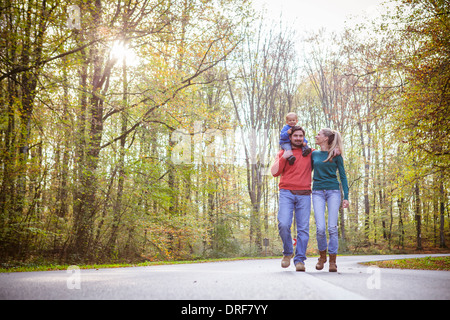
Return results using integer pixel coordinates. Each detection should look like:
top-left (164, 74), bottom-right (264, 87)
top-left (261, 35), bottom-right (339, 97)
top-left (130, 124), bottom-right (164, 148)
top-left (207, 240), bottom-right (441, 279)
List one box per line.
top-left (311, 150), bottom-right (349, 200)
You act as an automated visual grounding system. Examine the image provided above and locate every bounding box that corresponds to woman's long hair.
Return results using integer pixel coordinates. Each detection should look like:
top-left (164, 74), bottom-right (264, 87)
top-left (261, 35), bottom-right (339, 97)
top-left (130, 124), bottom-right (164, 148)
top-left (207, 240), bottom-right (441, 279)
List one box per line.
top-left (321, 128), bottom-right (344, 163)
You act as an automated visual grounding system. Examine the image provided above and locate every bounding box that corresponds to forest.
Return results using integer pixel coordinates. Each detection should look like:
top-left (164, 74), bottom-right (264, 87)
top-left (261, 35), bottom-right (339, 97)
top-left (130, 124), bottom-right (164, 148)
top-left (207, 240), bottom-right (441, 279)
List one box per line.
top-left (0, 0), bottom-right (449, 265)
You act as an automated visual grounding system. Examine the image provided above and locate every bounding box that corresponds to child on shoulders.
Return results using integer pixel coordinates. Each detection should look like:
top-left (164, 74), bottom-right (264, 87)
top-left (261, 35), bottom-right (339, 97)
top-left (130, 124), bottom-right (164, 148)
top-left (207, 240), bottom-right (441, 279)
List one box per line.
top-left (280, 112), bottom-right (311, 165)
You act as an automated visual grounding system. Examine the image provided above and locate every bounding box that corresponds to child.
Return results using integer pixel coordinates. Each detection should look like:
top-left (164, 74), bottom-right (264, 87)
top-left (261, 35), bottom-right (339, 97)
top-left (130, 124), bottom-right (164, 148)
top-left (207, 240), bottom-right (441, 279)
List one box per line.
top-left (280, 112), bottom-right (312, 165)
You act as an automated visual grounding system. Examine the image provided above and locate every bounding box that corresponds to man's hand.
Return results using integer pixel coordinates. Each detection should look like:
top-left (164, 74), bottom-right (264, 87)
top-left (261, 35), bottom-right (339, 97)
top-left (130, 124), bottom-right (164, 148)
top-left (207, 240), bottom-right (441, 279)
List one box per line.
top-left (282, 149), bottom-right (293, 159)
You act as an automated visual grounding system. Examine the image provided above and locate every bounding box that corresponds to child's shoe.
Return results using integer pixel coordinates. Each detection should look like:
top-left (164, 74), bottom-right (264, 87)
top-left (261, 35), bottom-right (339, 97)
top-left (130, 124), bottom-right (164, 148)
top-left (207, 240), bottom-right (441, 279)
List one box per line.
top-left (287, 156), bottom-right (296, 165)
top-left (302, 147), bottom-right (311, 157)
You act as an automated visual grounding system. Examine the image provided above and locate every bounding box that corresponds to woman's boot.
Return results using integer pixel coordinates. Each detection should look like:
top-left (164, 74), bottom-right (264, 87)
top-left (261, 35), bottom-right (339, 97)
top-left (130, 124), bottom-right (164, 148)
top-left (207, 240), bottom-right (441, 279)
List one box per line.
top-left (315, 250), bottom-right (327, 270)
top-left (329, 254), bottom-right (337, 272)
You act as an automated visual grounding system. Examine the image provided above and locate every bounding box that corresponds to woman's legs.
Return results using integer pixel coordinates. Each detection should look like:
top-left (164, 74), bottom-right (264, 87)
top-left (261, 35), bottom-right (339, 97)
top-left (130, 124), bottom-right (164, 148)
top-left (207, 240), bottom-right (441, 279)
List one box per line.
top-left (326, 190), bottom-right (341, 255)
top-left (312, 190), bottom-right (341, 254)
top-left (312, 191), bottom-right (327, 252)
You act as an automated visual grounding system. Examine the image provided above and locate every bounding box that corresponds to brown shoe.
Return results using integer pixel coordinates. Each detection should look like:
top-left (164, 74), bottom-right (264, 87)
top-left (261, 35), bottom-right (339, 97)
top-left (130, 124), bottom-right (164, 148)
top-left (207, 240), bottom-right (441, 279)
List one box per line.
top-left (295, 262), bottom-right (306, 272)
top-left (281, 254), bottom-right (293, 268)
top-left (329, 254), bottom-right (337, 272)
top-left (316, 250), bottom-right (327, 270)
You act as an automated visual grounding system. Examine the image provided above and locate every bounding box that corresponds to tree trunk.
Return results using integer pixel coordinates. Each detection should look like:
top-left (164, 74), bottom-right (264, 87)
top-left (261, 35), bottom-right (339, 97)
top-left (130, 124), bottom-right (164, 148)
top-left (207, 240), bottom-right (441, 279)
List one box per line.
top-left (398, 197), bottom-right (405, 249)
top-left (108, 53), bottom-right (128, 255)
top-left (70, 0), bottom-right (117, 261)
top-left (415, 181), bottom-right (422, 250)
top-left (439, 171), bottom-right (447, 248)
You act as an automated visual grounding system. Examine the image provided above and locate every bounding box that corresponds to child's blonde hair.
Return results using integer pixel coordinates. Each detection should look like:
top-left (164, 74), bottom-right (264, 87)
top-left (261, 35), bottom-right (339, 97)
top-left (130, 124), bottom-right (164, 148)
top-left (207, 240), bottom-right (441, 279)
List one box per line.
top-left (285, 112), bottom-right (297, 120)
top-left (321, 128), bottom-right (344, 162)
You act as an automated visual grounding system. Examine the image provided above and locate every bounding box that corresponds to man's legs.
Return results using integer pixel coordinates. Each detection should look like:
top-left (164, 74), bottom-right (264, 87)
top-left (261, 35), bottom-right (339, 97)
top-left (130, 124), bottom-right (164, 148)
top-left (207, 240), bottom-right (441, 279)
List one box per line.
top-left (277, 190), bottom-right (295, 258)
top-left (293, 195), bottom-right (311, 265)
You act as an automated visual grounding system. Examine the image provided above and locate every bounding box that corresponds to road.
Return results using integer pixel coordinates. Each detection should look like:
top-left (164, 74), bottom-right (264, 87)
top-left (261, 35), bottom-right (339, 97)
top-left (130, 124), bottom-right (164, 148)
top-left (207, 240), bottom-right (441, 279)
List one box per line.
top-left (0, 254), bottom-right (449, 300)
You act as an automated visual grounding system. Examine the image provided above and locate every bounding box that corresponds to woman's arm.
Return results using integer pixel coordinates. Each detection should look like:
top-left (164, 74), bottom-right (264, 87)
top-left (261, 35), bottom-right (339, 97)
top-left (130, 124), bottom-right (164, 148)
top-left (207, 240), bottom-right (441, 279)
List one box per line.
top-left (337, 156), bottom-right (349, 208)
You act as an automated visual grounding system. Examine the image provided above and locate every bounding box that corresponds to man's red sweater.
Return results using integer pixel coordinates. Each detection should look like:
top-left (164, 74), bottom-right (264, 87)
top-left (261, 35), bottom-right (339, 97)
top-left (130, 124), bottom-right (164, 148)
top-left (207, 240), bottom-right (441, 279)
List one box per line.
top-left (271, 149), bottom-right (312, 191)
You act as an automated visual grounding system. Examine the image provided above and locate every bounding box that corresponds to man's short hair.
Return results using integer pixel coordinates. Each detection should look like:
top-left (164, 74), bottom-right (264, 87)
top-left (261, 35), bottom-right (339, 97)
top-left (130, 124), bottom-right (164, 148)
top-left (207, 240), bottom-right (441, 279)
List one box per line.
top-left (290, 126), bottom-right (305, 137)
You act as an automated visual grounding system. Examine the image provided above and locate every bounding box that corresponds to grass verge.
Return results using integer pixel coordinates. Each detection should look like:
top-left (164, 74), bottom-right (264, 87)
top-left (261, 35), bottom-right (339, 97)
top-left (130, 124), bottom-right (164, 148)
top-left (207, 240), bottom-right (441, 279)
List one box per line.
top-left (0, 256), bottom-right (280, 273)
top-left (361, 256), bottom-right (450, 271)
top-left (5, 255), bottom-right (449, 273)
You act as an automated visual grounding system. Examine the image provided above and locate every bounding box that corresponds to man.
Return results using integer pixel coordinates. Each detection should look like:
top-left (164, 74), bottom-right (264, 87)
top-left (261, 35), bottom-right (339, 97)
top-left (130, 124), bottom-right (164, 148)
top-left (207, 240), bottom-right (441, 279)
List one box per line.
top-left (271, 126), bottom-right (312, 272)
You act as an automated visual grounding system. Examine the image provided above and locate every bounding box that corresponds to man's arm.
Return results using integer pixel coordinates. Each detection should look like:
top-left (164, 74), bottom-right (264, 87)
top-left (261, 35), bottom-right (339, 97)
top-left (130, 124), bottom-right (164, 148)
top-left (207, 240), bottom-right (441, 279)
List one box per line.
top-left (271, 151), bottom-right (287, 177)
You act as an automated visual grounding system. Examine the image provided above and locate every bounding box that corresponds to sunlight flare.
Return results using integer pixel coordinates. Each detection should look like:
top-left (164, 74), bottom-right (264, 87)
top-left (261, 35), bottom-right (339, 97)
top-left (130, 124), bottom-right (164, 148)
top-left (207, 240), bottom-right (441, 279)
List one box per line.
top-left (110, 41), bottom-right (139, 66)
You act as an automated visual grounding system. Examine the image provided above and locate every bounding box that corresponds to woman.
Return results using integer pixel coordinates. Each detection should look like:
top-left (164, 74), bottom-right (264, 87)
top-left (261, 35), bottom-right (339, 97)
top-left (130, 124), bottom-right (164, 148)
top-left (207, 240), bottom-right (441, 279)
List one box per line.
top-left (311, 128), bottom-right (349, 272)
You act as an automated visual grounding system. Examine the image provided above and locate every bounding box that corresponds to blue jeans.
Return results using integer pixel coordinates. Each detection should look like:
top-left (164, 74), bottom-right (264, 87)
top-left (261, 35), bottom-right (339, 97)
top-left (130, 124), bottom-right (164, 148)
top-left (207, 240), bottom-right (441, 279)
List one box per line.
top-left (277, 189), bottom-right (311, 264)
top-left (312, 190), bottom-right (341, 254)
top-left (280, 142), bottom-right (292, 151)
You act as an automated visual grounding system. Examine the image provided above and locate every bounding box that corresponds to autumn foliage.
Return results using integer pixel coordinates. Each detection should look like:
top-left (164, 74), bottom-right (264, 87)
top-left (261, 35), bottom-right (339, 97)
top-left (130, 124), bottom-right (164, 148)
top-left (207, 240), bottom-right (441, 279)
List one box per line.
top-left (0, 0), bottom-right (448, 265)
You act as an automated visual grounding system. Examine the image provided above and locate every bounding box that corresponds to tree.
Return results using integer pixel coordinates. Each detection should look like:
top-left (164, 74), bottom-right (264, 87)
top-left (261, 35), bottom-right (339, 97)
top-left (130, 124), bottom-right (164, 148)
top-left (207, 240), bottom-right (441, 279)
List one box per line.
top-left (0, 0), bottom-right (72, 258)
top-left (391, 0), bottom-right (450, 177)
top-left (0, 0), bottom-right (252, 263)
top-left (225, 19), bottom-right (299, 251)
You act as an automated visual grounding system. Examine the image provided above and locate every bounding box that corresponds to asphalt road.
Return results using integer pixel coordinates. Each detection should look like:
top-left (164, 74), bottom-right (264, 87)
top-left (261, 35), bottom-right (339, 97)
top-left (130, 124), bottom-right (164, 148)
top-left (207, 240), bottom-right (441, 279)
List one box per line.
top-left (1, 254), bottom-right (449, 300)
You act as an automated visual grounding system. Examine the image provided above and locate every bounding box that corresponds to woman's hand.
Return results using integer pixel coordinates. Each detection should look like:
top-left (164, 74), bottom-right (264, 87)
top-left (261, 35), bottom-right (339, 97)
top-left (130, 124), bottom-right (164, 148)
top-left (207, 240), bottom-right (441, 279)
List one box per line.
top-left (342, 200), bottom-right (349, 209)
